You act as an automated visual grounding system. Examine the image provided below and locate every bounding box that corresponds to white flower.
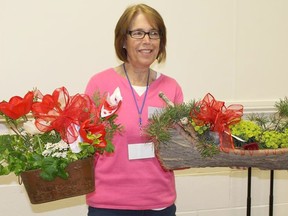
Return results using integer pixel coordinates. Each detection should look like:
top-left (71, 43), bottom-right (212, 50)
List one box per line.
top-left (52, 152), bottom-right (67, 158)
top-left (42, 148), bottom-right (52, 157)
top-left (23, 120), bottom-right (43, 135)
top-left (44, 142), bottom-right (53, 149)
top-left (42, 140), bottom-right (69, 158)
top-left (69, 138), bottom-right (82, 153)
top-left (107, 87), bottom-right (122, 107)
top-left (101, 87), bottom-right (122, 117)
top-left (67, 125), bottom-right (82, 153)
top-left (57, 140), bottom-right (70, 150)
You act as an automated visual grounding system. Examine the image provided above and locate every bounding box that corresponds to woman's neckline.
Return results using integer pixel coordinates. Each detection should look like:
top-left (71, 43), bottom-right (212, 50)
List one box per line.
top-left (113, 64), bottom-right (160, 87)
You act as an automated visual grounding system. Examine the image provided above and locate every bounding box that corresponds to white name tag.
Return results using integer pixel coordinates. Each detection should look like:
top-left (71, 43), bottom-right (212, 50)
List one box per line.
top-left (128, 142), bottom-right (155, 160)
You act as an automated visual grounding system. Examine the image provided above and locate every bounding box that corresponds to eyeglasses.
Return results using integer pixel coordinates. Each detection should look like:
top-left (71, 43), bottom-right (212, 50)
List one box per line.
top-left (128, 30), bottom-right (161, 39)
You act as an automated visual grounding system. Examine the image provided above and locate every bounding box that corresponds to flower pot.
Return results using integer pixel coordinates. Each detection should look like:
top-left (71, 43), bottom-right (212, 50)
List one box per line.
top-left (20, 156), bottom-right (95, 204)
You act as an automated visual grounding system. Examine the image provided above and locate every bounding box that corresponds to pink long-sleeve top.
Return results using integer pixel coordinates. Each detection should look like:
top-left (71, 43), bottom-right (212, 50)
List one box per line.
top-left (85, 68), bottom-right (183, 210)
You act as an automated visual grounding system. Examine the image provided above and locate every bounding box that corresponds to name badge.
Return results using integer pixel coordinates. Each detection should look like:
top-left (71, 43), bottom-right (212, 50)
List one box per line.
top-left (128, 142), bottom-right (155, 160)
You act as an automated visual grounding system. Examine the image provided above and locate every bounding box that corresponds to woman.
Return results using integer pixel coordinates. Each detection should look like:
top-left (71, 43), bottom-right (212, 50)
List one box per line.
top-left (85, 4), bottom-right (183, 216)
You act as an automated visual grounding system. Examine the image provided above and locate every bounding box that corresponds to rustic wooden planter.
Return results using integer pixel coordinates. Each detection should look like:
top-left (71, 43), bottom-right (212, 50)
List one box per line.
top-left (20, 156), bottom-right (95, 204)
top-left (155, 124), bottom-right (288, 170)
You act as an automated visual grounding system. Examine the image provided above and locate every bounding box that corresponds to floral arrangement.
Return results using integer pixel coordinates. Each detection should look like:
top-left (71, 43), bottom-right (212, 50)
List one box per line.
top-left (0, 87), bottom-right (122, 181)
top-left (189, 94), bottom-right (288, 151)
top-left (147, 93), bottom-right (288, 157)
top-left (230, 98), bottom-right (288, 150)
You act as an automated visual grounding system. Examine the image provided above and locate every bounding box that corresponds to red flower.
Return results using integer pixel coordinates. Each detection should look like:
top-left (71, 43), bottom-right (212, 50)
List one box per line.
top-left (0, 91), bottom-right (34, 119)
top-left (79, 120), bottom-right (107, 148)
top-left (243, 142), bottom-right (259, 150)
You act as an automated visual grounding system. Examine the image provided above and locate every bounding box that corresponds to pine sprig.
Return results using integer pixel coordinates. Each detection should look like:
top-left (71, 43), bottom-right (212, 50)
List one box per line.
top-left (196, 131), bottom-right (220, 157)
top-left (146, 101), bottom-right (195, 142)
top-left (146, 101), bottom-right (221, 157)
top-left (275, 96), bottom-right (288, 117)
top-left (248, 97), bottom-right (288, 133)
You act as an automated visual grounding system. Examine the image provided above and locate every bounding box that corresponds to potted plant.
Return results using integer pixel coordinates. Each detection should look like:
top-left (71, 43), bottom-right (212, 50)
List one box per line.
top-left (147, 93), bottom-right (288, 170)
top-left (0, 86), bottom-right (122, 204)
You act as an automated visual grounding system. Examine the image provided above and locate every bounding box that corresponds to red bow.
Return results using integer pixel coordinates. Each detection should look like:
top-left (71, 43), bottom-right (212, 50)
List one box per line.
top-left (32, 87), bottom-right (96, 144)
top-left (191, 93), bottom-right (243, 150)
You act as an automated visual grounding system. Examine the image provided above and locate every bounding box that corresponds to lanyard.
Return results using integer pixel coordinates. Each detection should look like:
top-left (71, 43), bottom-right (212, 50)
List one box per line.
top-left (123, 63), bottom-right (150, 128)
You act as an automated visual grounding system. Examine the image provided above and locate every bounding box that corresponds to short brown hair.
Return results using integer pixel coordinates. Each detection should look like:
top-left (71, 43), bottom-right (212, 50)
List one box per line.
top-left (114, 4), bottom-right (167, 63)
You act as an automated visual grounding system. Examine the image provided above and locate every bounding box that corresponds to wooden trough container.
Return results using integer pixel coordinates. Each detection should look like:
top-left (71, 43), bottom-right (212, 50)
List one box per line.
top-left (153, 92), bottom-right (288, 171)
top-left (155, 123), bottom-right (288, 171)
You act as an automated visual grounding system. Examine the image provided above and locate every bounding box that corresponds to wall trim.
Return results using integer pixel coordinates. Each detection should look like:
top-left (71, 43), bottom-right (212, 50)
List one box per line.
top-left (227, 100), bottom-right (276, 114)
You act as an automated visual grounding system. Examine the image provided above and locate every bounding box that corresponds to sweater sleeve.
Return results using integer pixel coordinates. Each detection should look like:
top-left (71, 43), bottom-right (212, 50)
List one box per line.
top-left (173, 82), bottom-right (184, 105)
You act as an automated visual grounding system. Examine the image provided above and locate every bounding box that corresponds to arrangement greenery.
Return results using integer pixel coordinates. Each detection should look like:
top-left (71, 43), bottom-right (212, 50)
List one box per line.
top-left (0, 87), bottom-right (122, 181)
top-left (146, 93), bottom-right (288, 157)
top-left (230, 97), bottom-right (288, 149)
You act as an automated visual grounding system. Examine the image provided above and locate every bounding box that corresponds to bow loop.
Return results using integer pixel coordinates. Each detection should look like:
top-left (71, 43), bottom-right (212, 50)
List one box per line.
top-left (191, 93), bottom-right (243, 150)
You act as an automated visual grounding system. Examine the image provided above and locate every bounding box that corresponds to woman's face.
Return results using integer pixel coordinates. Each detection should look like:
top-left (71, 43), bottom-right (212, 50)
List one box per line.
top-left (125, 13), bottom-right (160, 69)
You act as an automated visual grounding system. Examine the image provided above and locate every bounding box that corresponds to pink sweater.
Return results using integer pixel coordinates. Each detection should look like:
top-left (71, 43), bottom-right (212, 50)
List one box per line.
top-left (85, 68), bottom-right (183, 210)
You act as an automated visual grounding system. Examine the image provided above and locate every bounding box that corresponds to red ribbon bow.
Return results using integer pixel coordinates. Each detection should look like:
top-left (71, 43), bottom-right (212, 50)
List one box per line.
top-left (191, 93), bottom-right (243, 150)
top-left (32, 87), bottom-right (97, 144)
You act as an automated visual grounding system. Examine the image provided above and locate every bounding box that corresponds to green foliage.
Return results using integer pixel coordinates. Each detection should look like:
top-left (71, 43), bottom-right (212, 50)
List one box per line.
top-left (104, 114), bottom-right (122, 145)
top-left (260, 129), bottom-right (288, 149)
top-left (39, 157), bottom-right (69, 181)
top-left (275, 96), bottom-right (288, 117)
top-left (230, 97), bottom-right (288, 149)
top-left (0, 130), bottom-right (97, 180)
top-left (146, 101), bottom-right (195, 142)
top-left (230, 120), bottom-right (262, 142)
top-left (191, 120), bottom-right (209, 135)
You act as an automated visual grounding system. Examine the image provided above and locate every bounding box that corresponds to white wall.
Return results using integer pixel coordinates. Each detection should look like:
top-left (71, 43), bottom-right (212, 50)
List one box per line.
top-left (1, 0), bottom-right (288, 215)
